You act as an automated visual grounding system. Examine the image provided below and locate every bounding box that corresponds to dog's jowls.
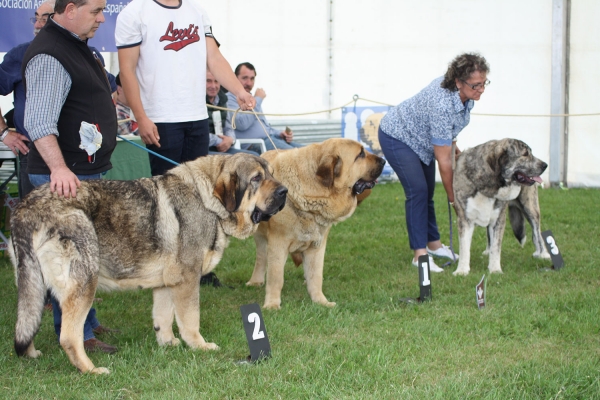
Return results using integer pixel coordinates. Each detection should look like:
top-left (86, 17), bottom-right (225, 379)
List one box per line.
top-left (10, 153), bottom-right (287, 374)
top-left (246, 138), bottom-right (385, 310)
top-left (452, 138), bottom-right (550, 276)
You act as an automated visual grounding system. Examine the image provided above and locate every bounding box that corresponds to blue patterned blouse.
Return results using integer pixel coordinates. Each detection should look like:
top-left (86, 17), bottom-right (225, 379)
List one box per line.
top-left (379, 76), bottom-right (474, 165)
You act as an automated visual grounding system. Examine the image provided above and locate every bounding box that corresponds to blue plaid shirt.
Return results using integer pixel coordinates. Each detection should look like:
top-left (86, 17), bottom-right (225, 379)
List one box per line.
top-left (379, 76), bottom-right (474, 165)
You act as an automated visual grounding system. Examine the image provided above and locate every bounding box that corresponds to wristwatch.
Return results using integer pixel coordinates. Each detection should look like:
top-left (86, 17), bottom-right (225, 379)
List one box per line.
top-left (0, 127), bottom-right (9, 142)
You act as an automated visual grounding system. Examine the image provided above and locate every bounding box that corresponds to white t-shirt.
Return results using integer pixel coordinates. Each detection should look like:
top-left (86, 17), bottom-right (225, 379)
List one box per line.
top-left (115, 0), bottom-right (214, 123)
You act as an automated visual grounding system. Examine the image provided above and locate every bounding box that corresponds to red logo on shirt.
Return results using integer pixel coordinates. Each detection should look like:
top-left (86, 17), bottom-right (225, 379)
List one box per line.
top-left (159, 22), bottom-right (200, 51)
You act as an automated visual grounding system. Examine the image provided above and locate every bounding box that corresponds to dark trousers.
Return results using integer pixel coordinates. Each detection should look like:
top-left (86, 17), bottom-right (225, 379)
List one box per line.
top-left (378, 127), bottom-right (440, 250)
top-left (148, 119), bottom-right (210, 176)
top-left (17, 149), bottom-right (35, 199)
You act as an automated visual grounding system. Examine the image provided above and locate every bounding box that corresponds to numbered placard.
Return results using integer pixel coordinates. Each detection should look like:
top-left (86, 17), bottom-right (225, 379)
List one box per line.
top-left (542, 230), bottom-right (564, 270)
top-left (476, 275), bottom-right (486, 310)
top-left (240, 303), bottom-right (271, 362)
top-left (418, 255), bottom-right (432, 302)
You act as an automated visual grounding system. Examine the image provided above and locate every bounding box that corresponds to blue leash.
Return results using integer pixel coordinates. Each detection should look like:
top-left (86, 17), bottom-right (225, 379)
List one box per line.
top-left (117, 134), bottom-right (180, 166)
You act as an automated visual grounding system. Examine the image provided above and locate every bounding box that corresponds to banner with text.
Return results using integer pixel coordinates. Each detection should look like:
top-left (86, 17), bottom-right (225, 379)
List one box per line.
top-left (0, 0), bottom-right (128, 52)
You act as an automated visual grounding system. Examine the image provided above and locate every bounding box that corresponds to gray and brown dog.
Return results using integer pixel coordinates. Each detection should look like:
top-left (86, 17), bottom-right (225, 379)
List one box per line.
top-left (453, 138), bottom-right (551, 276)
top-left (11, 153), bottom-right (287, 374)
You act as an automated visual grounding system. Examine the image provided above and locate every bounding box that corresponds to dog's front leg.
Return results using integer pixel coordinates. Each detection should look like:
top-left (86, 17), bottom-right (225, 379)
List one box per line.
top-left (303, 240), bottom-right (335, 308)
top-left (487, 205), bottom-right (508, 274)
top-left (263, 240), bottom-right (290, 310)
top-left (247, 227), bottom-right (268, 287)
top-left (152, 287), bottom-right (180, 346)
top-left (454, 209), bottom-right (474, 276)
top-left (170, 281), bottom-right (219, 350)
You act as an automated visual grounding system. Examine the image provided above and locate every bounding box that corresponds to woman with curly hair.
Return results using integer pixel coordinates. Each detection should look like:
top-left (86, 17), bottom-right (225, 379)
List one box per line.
top-left (378, 53), bottom-right (490, 272)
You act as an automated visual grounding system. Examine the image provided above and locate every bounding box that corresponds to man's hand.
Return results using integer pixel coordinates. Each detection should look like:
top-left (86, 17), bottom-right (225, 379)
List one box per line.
top-left (50, 165), bottom-right (81, 198)
top-left (280, 127), bottom-right (293, 143)
top-left (236, 91), bottom-right (256, 111)
top-left (215, 135), bottom-right (234, 152)
top-left (254, 88), bottom-right (266, 99)
top-left (2, 131), bottom-right (30, 155)
top-left (137, 116), bottom-right (160, 147)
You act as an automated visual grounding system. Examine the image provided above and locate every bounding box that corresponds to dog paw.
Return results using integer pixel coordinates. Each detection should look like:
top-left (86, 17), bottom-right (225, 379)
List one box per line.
top-left (453, 269), bottom-right (470, 276)
top-left (25, 347), bottom-right (42, 358)
top-left (90, 367), bottom-right (110, 375)
top-left (201, 342), bottom-right (219, 351)
top-left (263, 302), bottom-right (281, 310)
top-left (321, 301), bottom-right (336, 308)
top-left (157, 337), bottom-right (180, 347)
top-left (533, 251), bottom-right (551, 260)
top-left (246, 281), bottom-right (264, 287)
top-left (488, 268), bottom-right (503, 274)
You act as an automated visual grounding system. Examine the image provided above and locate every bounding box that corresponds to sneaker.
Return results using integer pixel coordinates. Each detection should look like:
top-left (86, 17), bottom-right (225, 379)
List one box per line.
top-left (412, 255), bottom-right (444, 273)
top-left (427, 244), bottom-right (459, 260)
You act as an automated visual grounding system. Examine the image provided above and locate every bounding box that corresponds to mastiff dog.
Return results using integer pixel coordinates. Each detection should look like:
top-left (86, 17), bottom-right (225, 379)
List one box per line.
top-left (452, 138), bottom-right (551, 276)
top-left (246, 138), bottom-right (385, 309)
top-left (11, 153), bottom-right (287, 374)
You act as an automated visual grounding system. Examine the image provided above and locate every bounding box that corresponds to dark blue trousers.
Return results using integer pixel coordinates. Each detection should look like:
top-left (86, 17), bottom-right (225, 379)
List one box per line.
top-left (378, 127), bottom-right (440, 250)
top-left (148, 119), bottom-right (210, 176)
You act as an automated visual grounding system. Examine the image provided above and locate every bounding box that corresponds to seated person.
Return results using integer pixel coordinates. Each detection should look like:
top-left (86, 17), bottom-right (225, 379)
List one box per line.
top-left (226, 62), bottom-right (304, 154)
top-left (114, 73), bottom-right (138, 136)
top-left (206, 71), bottom-right (257, 156)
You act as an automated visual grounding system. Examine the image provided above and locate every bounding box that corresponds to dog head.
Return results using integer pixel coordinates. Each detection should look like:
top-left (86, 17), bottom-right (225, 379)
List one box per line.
top-left (315, 138), bottom-right (386, 196)
top-left (486, 139), bottom-right (548, 186)
top-left (213, 153), bottom-right (287, 235)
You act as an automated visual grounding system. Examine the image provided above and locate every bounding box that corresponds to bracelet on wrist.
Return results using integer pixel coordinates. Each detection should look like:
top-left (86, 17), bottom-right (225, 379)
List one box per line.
top-left (0, 127), bottom-right (9, 142)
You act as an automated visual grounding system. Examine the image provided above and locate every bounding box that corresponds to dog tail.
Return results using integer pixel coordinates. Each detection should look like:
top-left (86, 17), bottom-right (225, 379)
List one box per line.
top-left (12, 228), bottom-right (46, 357)
top-left (508, 202), bottom-right (527, 247)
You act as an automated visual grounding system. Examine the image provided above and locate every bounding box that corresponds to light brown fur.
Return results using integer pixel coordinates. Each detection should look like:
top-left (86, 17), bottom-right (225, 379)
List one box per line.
top-left (246, 138), bottom-right (385, 309)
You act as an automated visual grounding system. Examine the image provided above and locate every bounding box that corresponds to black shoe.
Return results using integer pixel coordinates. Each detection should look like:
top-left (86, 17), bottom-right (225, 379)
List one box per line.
top-left (200, 272), bottom-right (223, 288)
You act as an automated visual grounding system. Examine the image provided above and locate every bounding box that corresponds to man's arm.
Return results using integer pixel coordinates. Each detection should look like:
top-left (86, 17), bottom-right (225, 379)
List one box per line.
top-left (117, 46), bottom-right (160, 147)
top-left (206, 38), bottom-right (255, 111)
top-left (23, 54), bottom-right (80, 197)
top-left (0, 107), bottom-right (30, 155)
top-left (434, 144), bottom-right (455, 204)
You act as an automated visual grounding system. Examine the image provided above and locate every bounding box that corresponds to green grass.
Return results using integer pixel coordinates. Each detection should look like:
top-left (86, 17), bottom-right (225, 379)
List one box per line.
top-left (0, 183), bottom-right (598, 399)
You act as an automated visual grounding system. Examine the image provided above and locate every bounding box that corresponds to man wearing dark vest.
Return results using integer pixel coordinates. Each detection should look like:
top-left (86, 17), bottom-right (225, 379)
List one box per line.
top-left (22, 0), bottom-right (118, 353)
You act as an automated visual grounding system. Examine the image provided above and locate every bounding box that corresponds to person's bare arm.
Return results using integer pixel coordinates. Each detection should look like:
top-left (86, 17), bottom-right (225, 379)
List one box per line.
top-left (434, 144), bottom-right (455, 204)
top-left (117, 46), bottom-right (160, 147)
top-left (34, 134), bottom-right (80, 198)
top-left (206, 38), bottom-right (255, 110)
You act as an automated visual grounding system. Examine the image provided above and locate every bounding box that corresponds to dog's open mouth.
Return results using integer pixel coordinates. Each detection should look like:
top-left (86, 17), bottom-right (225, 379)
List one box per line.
top-left (514, 171), bottom-right (543, 186)
top-left (353, 179), bottom-right (377, 195)
top-left (251, 201), bottom-right (286, 224)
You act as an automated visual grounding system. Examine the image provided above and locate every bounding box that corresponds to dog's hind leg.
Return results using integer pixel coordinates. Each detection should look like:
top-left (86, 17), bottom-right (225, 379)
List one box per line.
top-left (519, 187), bottom-right (551, 260)
top-left (246, 228), bottom-right (268, 287)
top-left (152, 287), bottom-right (180, 346)
top-left (487, 205), bottom-right (508, 274)
top-left (60, 284), bottom-right (107, 374)
top-left (170, 281), bottom-right (219, 350)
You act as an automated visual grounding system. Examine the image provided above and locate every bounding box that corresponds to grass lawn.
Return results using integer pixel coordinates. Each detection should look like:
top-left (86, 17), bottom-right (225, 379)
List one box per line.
top-left (0, 182), bottom-right (598, 399)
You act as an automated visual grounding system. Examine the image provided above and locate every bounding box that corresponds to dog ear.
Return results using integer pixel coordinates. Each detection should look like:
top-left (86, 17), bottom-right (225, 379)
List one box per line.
top-left (486, 146), bottom-right (508, 175)
top-left (316, 154), bottom-right (343, 188)
top-left (213, 172), bottom-right (238, 212)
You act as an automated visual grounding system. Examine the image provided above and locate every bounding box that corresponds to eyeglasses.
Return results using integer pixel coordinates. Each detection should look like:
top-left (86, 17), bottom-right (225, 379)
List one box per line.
top-left (461, 79), bottom-right (491, 91)
top-left (30, 13), bottom-right (51, 24)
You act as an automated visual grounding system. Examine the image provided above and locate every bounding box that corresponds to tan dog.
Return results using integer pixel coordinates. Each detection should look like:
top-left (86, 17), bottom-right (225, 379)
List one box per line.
top-left (11, 154), bottom-right (287, 374)
top-left (246, 138), bottom-right (385, 309)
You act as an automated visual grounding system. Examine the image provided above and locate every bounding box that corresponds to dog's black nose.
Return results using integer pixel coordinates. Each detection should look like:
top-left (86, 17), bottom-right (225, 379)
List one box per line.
top-left (378, 157), bottom-right (386, 166)
top-left (540, 161), bottom-right (548, 172)
top-left (275, 186), bottom-right (288, 198)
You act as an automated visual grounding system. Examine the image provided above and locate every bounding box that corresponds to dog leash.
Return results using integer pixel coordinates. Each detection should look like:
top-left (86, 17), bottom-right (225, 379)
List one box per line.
top-left (117, 134), bottom-right (180, 166)
top-left (231, 108), bottom-right (280, 153)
